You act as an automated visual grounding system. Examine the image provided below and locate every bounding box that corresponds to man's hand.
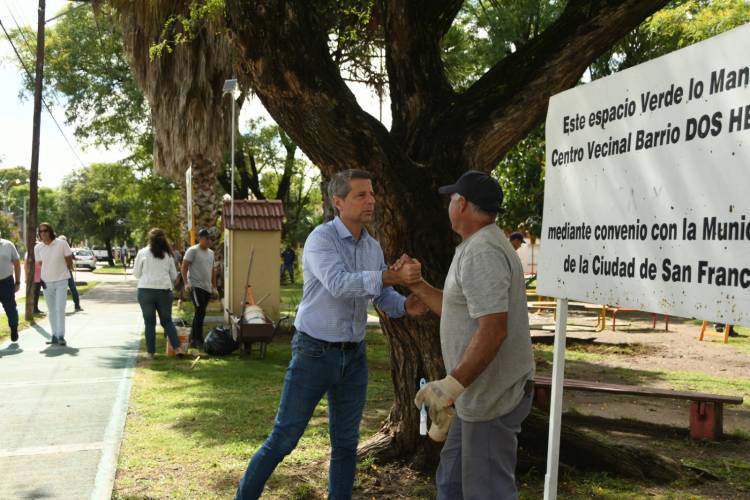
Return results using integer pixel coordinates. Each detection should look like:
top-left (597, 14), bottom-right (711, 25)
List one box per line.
top-left (184, 282), bottom-right (192, 292)
top-left (427, 406), bottom-right (455, 442)
top-left (211, 287), bottom-right (219, 299)
top-left (14, 282), bottom-right (20, 293)
top-left (392, 256), bottom-right (421, 285)
top-left (414, 375), bottom-right (465, 415)
top-left (405, 294), bottom-right (429, 316)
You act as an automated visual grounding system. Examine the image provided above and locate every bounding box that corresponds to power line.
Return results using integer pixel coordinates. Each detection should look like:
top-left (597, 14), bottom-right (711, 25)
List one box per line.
top-left (0, 15), bottom-right (86, 169)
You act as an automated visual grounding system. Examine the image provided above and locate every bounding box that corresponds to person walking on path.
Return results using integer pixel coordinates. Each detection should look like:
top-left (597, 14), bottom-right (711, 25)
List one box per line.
top-left (400, 171), bottom-right (535, 499)
top-left (35, 223), bottom-right (74, 346)
top-left (0, 233), bottom-right (21, 342)
top-left (181, 228), bottom-right (216, 349)
top-left (120, 242), bottom-right (129, 269)
top-left (235, 170), bottom-right (428, 500)
top-left (59, 236), bottom-right (83, 312)
top-left (133, 228), bottom-right (185, 359)
top-left (280, 245), bottom-right (296, 284)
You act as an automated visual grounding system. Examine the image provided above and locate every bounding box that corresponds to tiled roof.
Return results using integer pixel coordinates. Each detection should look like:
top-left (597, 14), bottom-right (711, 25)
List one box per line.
top-left (223, 200), bottom-right (285, 231)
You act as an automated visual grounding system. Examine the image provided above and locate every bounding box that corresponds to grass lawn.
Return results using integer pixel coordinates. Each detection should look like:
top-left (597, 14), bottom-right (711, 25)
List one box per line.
top-left (532, 342), bottom-right (750, 407)
top-left (114, 307), bottom-right (750, 499)
top-left (94, 265), bottom-right (129, 275)
top-left (113, 326), bottom-right (406, 500)
top-left (0, 282), bottom-right (98, 343)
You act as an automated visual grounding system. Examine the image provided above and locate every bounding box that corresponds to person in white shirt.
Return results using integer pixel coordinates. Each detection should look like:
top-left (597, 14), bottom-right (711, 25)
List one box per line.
top-left (133, 228), bottom-right (185, 359)
top-left (34, 223), bottom-right (73, 346)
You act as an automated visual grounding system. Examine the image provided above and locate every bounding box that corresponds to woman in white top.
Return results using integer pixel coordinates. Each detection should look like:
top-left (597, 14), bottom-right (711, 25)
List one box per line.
top-left (34, 223), bottom-right (73, 346)
top-left (133, 228), bottom-right (184, 358)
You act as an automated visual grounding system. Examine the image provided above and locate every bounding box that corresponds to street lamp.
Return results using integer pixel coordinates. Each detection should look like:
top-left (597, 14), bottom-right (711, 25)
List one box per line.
top-left (223, 78), bottom-right (240, 227)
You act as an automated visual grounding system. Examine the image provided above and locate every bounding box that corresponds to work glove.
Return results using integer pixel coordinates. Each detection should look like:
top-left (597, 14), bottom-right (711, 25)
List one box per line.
top-left (427, 406), bottom-right (455, 442)
top-left (414, 375), bottom-right (465, 416)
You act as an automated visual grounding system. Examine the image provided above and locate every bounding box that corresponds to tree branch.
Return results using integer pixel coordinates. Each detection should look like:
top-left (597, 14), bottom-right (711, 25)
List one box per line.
top-left (226, 0), bottom-right (406, 179)
top-left (382, 0), bottom-right (462, 143)
top-left (449, 0), bottom-right (671, 170)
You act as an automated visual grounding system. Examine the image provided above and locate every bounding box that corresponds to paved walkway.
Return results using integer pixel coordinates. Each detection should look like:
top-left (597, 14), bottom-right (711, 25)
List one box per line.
top-left (0, 279), bottom-right (142, 499)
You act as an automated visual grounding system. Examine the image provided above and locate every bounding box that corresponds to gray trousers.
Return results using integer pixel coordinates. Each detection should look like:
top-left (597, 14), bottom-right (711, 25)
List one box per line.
top-left (436, 390), bottom-right (533, 500)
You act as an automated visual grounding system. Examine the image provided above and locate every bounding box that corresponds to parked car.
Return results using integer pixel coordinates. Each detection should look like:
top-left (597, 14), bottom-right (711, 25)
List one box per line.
top-left (73, 248), bottom-right (97, 270)
top-left (92, 246), bottom-right (109, 260)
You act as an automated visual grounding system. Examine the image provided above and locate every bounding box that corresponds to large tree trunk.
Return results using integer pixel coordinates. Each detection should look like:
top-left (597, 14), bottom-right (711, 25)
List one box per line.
top-left (225, 0), bottom-right (672, 463)
top-left (107, 1), bottom-right (238, 247)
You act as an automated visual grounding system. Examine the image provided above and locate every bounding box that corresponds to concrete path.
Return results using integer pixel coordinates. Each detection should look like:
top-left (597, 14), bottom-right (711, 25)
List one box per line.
top-left (0, 278), bottom-right (142, 499)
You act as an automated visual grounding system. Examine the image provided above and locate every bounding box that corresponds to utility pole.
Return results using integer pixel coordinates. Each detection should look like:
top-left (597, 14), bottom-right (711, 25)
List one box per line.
top-left (25, 0), bottom-right (45, 321)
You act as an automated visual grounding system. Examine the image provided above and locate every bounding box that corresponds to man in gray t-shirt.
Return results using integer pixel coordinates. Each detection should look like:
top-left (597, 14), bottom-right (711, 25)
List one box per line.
top-left (0, 235), bottom-right (21, 342)
top-left (406, 171), bottom-right (535, 499)
top-left (181, 229), bottom-right (216, 348)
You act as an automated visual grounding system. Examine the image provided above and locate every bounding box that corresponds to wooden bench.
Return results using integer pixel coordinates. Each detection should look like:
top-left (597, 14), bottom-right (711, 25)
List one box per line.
top-left (608, 306), bottom-right (669, 331)
top-left (532, 375), bottom-right (744, 440)
top-left (527, 301), bottom-right (606, 332)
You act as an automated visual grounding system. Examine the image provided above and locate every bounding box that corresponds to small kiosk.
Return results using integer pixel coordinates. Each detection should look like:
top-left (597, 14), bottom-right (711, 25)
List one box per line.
top-left (223, 200), bottom-right (284, 354)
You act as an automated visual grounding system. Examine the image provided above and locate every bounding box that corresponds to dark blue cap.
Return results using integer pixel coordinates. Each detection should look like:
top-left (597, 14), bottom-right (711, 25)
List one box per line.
top-left (438, 170), bottom-right (503, 213)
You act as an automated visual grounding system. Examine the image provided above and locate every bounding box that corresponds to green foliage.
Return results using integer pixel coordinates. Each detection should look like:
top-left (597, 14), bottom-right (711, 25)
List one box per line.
top-left (442, 1), bottom-right (565, 90)
top-left (129, 172), bottom-right (182, 247)
top-left (494, 126), bottom-right (545, 237)
top-left (59, 163), bottom-right (135, 247)
top-left (0, 212), bottom-right (21, 244)
top-left (10, 4), bottom-right (150, 147)
top-left (590, 0), bottom-right (750, 79)
top-left (149, 0), bottom-right (226, 59)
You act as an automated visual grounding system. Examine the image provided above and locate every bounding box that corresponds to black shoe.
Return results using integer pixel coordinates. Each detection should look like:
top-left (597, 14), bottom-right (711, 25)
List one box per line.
top-left (46, 337), bottom-right (59, 345)
top-left (75, 306), bottom-right (83, 312)
top-left (58, 338), bottom-right (67, 347)
top-left (10, 330), bottom-right (18, 342)
top-left (33, 308), bottom-right (43, 314)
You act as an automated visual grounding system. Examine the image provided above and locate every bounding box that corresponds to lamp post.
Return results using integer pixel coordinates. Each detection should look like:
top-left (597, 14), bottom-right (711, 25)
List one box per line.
top-left (222, 78), bottom-right (239, 227)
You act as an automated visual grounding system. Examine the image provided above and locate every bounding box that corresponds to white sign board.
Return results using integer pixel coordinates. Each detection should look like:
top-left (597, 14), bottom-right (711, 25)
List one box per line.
top-left (538, 23), bottom-right (750, 325)
top-left (186, 166), bottom-right (193, 231)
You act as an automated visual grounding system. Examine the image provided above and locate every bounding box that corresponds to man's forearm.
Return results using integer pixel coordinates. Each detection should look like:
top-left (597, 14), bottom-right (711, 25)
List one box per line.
top-left (411, 280), bottom-right (443, 316)
top-left (450, 318), bottom-right (507, 387)
top-left (14, 262), bottom-right (21, 282)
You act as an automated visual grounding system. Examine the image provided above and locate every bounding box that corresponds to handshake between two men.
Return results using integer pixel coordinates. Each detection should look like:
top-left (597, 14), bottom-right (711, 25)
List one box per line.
top-left (385, 254), bottom-right (462, 442)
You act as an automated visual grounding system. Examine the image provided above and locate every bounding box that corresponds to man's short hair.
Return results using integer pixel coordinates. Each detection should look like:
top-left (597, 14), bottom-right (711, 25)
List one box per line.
top-left (327, 169), bottom-right (373, 213)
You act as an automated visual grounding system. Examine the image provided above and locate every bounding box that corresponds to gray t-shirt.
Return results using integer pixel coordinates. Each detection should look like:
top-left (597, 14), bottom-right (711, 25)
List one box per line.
top-left (0, 239), bottom-right (19, 280)
top-left (184, 244), bottom-right (214, 292)
top-left (440, 223), bottom-right (535, 422)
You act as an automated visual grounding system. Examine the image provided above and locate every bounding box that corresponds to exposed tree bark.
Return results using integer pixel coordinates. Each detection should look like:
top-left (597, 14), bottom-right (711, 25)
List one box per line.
top-left (225, 0), bottom-right (671, 463)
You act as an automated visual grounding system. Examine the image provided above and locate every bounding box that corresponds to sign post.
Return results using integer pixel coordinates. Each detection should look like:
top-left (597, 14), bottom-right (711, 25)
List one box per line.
top-left (539, 23), bottom-right (750, 498)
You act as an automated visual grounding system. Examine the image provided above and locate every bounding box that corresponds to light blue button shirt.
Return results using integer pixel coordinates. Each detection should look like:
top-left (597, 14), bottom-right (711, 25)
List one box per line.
top-left (294, 217), bottom-right (406, 342)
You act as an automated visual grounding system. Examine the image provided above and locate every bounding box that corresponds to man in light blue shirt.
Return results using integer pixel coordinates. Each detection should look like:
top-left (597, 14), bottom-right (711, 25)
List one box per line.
top-left (237, 170), bottom-right (428, 500)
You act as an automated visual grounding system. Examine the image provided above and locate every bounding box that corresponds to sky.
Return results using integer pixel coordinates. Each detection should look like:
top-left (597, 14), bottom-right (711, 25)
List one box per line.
top-left (0, 0), bottom-right (390, 187)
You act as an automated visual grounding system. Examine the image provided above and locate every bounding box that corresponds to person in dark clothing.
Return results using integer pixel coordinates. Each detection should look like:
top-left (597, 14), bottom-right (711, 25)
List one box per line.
top-left (59, 236), bottom-right (83, 312)
top-left (181, 229), bottom-right (216, 349)
top-left (0, 234), bottom-right (21, 342)
top-left (280, 246), bottom-right (296, 284)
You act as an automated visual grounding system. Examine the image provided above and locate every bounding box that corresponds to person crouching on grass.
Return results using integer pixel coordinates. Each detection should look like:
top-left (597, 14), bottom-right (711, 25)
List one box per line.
top-left (133, 228), bottom-right (185, 359)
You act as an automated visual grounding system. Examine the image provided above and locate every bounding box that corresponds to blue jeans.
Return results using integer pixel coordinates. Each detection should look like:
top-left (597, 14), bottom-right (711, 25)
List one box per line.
top-left (236, 331), bottom-right (368, 500)
top-left (436, 389), bottom-right (533, 500)
top-left (137, 288), bottom-right (181, 354)
top-left (0, 276), bottom-right (18, 337)
top-left (44, 279), bottom-right (68, 339)
top-left (67, 270), bottom-right (80, 308)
